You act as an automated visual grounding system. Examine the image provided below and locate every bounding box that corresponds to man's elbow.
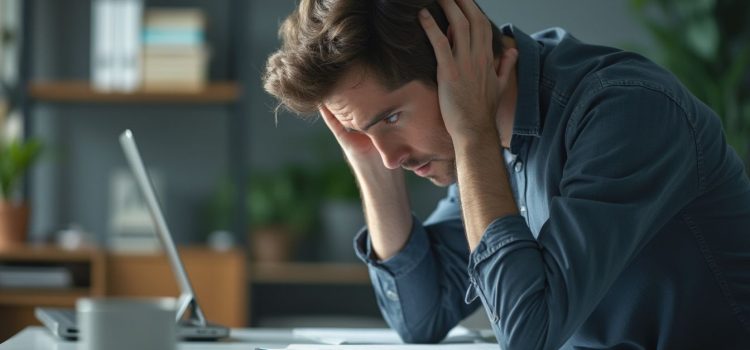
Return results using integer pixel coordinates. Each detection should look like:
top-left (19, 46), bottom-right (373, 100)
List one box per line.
top-left (398, 329), bottom-right (446, 344)
top-left (394, 316), bottom-right (454, 344)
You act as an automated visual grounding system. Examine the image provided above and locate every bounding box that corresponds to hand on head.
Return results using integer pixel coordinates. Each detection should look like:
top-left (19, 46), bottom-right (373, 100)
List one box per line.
top-left (419, 0), bottom-right (518, 141)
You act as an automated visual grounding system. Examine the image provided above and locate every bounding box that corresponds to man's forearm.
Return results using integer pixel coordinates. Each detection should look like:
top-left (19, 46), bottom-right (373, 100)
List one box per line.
top-left (349, 156), bottom-right (413, 260)
top-left (454, 132), bottom-right (518, 251)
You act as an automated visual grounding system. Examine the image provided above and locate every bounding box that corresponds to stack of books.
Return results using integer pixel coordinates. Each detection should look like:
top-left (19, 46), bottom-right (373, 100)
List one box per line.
top-left (91, 0), bottom-right (143, 92)
top-left (141, 8), bottom-right (209, 92)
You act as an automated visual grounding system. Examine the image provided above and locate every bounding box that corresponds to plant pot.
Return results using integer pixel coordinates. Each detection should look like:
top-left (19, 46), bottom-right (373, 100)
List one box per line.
top-left (250, 226), bottom-right (295, 263)
top-left (321, 200), bottom-right (364, 262)
top-left (0, 201), bottom-right (29, 249)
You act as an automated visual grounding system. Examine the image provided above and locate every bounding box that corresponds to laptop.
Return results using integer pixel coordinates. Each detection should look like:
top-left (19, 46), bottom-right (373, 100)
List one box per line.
top-left (35, 129), bottom-right (230, 340)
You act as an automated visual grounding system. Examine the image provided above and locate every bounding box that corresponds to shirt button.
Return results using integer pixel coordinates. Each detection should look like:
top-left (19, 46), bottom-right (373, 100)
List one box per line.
top-left (520, 205), bottom-right (527, 213)
top-left (514, 161), bottom-right (523, 173)
top-left (385, 289), bottom-right (399, 302)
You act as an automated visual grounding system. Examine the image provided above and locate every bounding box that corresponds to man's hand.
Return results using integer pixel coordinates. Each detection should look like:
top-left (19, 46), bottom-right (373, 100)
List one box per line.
top-left (418, 0), bottom-right (517, 142)
top-left (319, 105), bottom-right (381, 164)
top-left (319, 106), bottom-right (412, 261)
top-left (419, 0), bottom-right (519, 250)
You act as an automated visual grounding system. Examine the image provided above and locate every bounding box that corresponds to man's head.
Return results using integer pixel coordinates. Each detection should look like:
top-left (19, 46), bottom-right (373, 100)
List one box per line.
top-left (263, 0), bottom-right (505, 186)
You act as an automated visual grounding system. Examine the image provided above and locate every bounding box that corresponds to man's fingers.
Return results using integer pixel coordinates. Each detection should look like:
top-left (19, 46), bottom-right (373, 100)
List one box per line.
top-left (496, 47), bottom-right (519, 91)
top-left (436, 0), bottom-right (469, 56)
top-left (319, 105), bottom-right (347, 138)
top-left (419, 8), bottom-right (455, 70)
top-left (455, 0), bottom-right (492, 54)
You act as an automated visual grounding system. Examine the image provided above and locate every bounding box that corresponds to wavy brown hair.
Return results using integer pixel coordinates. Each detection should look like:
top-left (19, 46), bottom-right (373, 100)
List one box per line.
top-left (263, 0), bottom-right (504, 118)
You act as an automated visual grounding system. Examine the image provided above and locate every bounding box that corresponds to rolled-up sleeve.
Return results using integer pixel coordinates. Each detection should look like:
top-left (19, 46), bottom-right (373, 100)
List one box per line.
top-left (354, 185), bottom-right (481, 343)
top-left (466, 85), bottom-right (702, 349)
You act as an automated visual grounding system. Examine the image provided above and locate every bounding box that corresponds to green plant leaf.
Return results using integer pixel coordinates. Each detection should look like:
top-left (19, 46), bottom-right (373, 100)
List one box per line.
top-left (685, 15), bottom-right (720, 61)
top-left (724, 44), bottom-right (750, 90)
top-left (246, 165), bottom-right (320, 236)
top-left (631, 0), bottom-right (750, 170)
top-left (629, 0), bottom-right (650, 11)
top-left (0, 139), bottom-right (43, 200)
top-left (674, 0), bottom-right (716, 17)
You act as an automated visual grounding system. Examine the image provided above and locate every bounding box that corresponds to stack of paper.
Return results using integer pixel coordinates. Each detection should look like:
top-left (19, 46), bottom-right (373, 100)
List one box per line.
top-left (259, 327), bottom-right (500, 350)
top-left (292, 327), bottom-right (481, 345)
top-left (268, 345), bottom-right (499, 350)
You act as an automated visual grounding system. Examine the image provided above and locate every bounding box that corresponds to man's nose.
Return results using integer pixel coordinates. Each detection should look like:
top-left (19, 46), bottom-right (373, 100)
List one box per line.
top-left (372, 138), bottom-right (408, 170)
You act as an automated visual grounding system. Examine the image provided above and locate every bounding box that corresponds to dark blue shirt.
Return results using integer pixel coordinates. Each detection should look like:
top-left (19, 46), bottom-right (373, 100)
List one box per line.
top-left (354, 25), bottom-right (750, 349)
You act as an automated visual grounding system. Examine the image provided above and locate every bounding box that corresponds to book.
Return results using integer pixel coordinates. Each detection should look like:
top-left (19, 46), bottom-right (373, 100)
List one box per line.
top-left (140, 7), bottom-right (208, 91)
top-left (143, 8), bottom-right (205, 29)
top-left (0, 266), bottom-right (73, 288)
top-left (91, 0), bottom-right (143, 92)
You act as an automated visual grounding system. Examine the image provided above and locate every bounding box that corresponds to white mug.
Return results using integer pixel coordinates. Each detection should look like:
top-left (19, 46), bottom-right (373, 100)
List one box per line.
top-left (76, 297), bottom-right (177, 350)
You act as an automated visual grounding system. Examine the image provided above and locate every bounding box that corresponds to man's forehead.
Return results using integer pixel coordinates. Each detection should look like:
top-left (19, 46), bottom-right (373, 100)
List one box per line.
top-left (324, 71), bottom-right (391, 123)
top-left (325, 99), bottom-right (355, 122)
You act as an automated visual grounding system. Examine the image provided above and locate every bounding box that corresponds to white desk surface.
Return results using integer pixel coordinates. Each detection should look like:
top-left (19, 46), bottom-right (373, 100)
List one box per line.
top-left (0, 326), bottom-right (309, 350)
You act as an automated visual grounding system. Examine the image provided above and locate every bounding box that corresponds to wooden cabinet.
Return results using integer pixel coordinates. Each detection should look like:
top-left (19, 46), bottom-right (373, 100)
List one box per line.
top-left (0, 246), bottom-right (104, 341)
top-left (106, 247), bottom-right (247, 327)
top-left (0, 245), bottom-right (246, 342)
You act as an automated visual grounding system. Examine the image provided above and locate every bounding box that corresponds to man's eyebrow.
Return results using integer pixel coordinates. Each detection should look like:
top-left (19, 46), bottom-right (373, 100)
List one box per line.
top-left (344, 107), bottom-right (397, 133)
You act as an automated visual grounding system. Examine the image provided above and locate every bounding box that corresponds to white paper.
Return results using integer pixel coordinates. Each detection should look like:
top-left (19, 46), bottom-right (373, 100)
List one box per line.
top-left (292, 327), bottom-right (480, 345)
top-left (281, 344), bottom-right (498, 350)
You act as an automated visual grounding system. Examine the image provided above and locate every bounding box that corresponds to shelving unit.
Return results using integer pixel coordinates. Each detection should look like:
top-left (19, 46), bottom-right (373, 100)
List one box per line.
top-left (0, 245), bottom-right (247, 341)
top-left (5, 0), bottom-right (384, 334)
top-left (18, 0), bottom-right (250, 245)
top-left (0, 245), bottom-right (105, 341)
top-left (0, 288), bottom-right (92, 306)
top-left (249, 261), bottom-right (381, 328)
top-left (251, 262), bottom-right (370, 285)
top-left (28, 80), bottom-right (240, 103)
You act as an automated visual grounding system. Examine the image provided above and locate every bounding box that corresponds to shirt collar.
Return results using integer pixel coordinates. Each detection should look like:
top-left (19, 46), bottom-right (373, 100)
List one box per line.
top-left (501, 24), bottom-right (543, 153)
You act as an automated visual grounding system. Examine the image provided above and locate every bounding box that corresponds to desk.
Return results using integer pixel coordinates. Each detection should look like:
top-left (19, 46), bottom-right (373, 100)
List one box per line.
top-left (0, 326), bottom-right (311, 349)
top-left (2, 326), bottom-right (501, 349)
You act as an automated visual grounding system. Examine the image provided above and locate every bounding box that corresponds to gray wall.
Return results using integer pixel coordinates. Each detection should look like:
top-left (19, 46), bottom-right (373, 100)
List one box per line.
top-left (478, 0), bottom-right (653, 49)
top-left (29, 0), bottom-right (654, 248)
top-left (28, 0), bottom-right (234, 244)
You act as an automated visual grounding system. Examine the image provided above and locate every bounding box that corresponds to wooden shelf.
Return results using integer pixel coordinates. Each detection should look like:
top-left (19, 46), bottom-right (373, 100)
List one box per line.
top-left (0, 288), bottom-right (92, 306)
top-left (250, 262), bottom-right (370, 285)
top-left (0, 244), bottom-right (102, 262)
top-left (0, 245), bottom-right (247, 329)
top-left (28, 81), bottom-right (240, 103)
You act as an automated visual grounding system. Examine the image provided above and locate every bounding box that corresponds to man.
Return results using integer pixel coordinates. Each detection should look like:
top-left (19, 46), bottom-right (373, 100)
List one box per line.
top-left (263, 0), bottom-right (750, 348)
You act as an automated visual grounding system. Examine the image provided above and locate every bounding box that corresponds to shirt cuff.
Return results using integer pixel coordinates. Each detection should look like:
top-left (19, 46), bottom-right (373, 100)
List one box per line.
top-left (465, 215), bottom-right (536, 304)
top-left (353, 214), bottom-right (431, 278)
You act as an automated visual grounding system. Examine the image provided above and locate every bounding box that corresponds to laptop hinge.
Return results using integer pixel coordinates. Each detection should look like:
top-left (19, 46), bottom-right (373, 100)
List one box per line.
top-left (176, 292), bottom-right (207, 327)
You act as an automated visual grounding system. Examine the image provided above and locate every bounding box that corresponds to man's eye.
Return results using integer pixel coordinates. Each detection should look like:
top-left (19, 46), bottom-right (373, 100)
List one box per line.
top-left (384, 113), bottom-right (400, 124)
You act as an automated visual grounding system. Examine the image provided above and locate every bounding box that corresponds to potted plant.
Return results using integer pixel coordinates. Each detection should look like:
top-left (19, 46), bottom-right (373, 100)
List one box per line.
top-left (629, 0), bottom-right (750, 171)
top-left (317, 161), bottom-right (363, 262)
top-left (246, 165), bottom-right (317, 262)
top-left (0, 83), bottom-right (42, 249)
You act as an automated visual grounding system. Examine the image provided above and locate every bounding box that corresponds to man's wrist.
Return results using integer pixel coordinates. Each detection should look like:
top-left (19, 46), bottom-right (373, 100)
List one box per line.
top-left (452, 128), bottom-right (503, 152)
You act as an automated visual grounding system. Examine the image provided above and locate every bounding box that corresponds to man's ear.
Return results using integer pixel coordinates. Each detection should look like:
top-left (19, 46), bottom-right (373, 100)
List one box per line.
top-left (495, 47), bottom-right (518, 90)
